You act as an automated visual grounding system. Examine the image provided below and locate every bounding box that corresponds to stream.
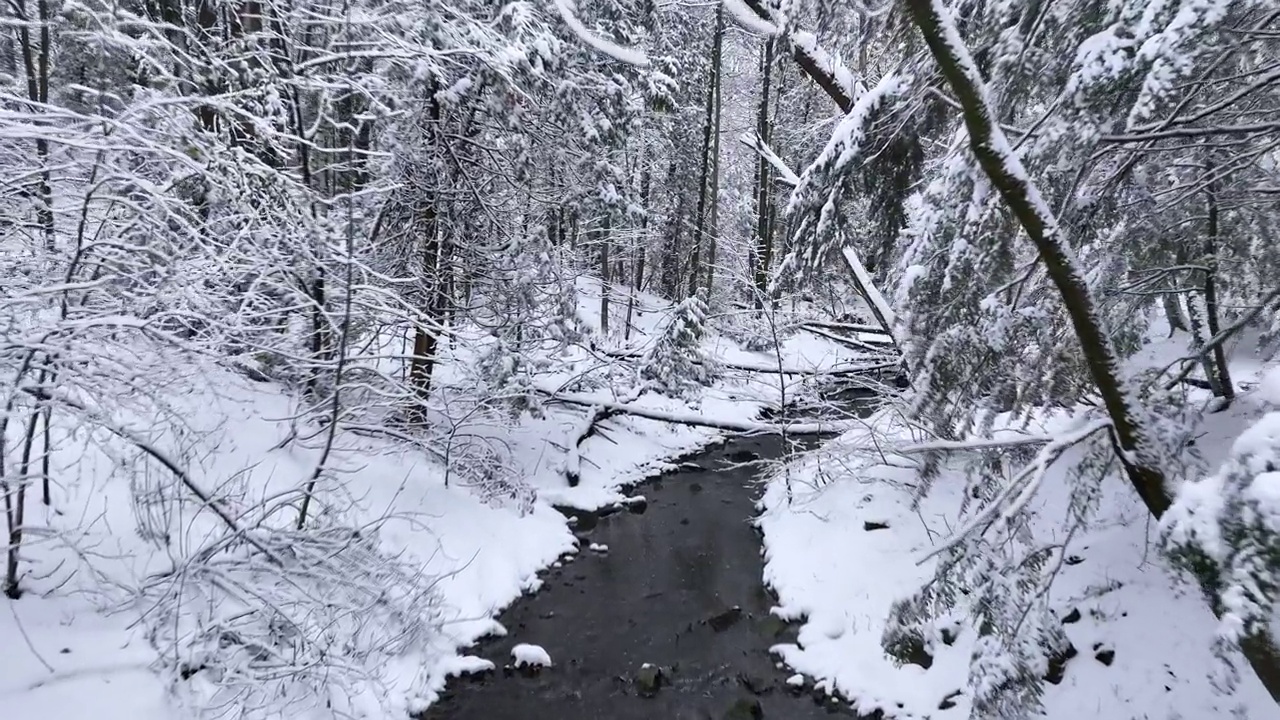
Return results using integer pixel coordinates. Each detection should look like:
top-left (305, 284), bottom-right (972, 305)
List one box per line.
top-left (422, 424), bottom-right (865, 719)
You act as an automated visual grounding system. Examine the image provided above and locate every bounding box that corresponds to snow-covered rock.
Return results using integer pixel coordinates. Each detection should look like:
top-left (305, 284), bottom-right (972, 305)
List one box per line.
top-left (510, 643), bottom-right (552, 668)
top-left (440, 655), bottom-right (495, 678)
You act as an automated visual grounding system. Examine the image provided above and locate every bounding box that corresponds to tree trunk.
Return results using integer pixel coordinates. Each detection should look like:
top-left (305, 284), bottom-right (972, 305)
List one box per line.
top-left (15, 0), bottom-right (53, 251)
top-left (739, 0), bottom-right (855, 112)
top-left (905, 0), bottom-right (1168, 515)
top-left (661, 159), bottom-right (684, 299)
top-left (703, 11), bottom-right (724, 297)
top-left (1180, 245), bottom-right (1223, 397)
top-left (1162, 293), bottom-right (1188, 335)
top-left (408, 199), bottom-right (442, 423)
top-left (1203, 169), bottom-right (1234, 404)
top-left (626, 169), bottom-right (651, 340)
top-left (626, 250), bottom-right (644, 341)
top-left (752, 38), bottom-right (777, 305)
top-left (308, 267), bottom-right (328, 397)
top-left (687, 6), bottom-right (723, 298)
top-left (408, 94), bottom-right (445, 425)
top-left (600, 215), bottom-right (611, 336)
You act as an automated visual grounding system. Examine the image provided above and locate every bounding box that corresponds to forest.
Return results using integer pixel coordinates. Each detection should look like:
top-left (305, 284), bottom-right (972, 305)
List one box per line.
top-left (1, 0), bottom-right (1279, 718)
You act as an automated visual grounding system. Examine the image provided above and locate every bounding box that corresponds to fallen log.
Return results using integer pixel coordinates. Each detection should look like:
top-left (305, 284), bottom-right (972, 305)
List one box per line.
top-left (544, 388), bottom-right (867, 436)
top-left (563, 383), bottom-right (651, 487)
top-left (798, 325), bottom-right (896, 356)
top-left (800, 320), bottom-right (894, 338)
top-left (599, 348), bottom-right (898, 377)
top-left (840, 247), bottom-right (896, 341)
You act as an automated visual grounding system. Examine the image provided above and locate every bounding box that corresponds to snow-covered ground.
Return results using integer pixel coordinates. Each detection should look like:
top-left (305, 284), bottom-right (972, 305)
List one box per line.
top-left (758, 325), bottom-right (1280, 719)
top-left (0, 279), bottom-right (874, 720)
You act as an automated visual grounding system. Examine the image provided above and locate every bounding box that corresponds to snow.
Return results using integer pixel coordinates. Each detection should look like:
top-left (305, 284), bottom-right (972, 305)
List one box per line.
top-left (721, 0), bottom-right (777, 35)
top-left (1163, 398), bottom-right (1280, 655)
top-left (1231, 411), bottom-right (1280, 461)
top-left (510, 643), bottom-right (552, 668)
top-left (0, 275), bottom-right (873, 720)
top-left (588, 542), bottom-right (609, 553)
top-left (553, 0), bottom-right (649, 67)
top-left (758, 337), bottom-right (1280, 719)
top-left (0, 364), bottom-right (576, 718)
top-left (759, 416), bottom-right (970, 717)
top-left (1248, 471), bottom-right (1280, 511)
top-left (1258, 365), bottom-right (1280, 405)
top-left (2, 598), bottom-right (170, 720)
top-left (439, 655), bottom-right (495, 678)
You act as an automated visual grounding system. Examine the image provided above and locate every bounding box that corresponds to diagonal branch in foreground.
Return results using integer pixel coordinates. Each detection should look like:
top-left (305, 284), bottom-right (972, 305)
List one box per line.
top-left (902, 0), bottom-right (1280, 701)
top-left (903, 0), bottom-right (1168, 518)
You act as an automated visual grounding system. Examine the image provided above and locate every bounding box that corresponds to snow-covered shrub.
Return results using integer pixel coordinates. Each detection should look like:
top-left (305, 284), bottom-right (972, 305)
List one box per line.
top-left (474, 334), bottom-right (544, 420)
top-left (447, 438), bottom-right (537, 515)
top-left (1163, 412), bottom-right (1280, 688)
top-left (719, 306), bottom-right (796, 353)
top-left (471, 232), bottom-right (587, 420)
top-left (641, 291), bottom-right (719, 399)
top-left (139, 525), bottom-right (442, 719)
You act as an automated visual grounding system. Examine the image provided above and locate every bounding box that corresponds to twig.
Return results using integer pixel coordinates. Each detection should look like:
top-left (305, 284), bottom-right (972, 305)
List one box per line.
top-left (19, 387), bottom-right (282, 564)
top-left (6, 598), bottom-right (54, 673)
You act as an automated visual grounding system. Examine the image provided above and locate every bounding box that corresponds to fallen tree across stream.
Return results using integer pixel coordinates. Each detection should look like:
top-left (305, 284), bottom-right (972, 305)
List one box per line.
top-left (544, 388), bottom-right (868, 437)
top-left (598, 348), bottom-right (899, 377)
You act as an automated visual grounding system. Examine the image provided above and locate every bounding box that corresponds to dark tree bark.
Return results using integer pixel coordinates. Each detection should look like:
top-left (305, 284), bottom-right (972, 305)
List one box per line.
top-left (738, 0), bottom-right (854, 112)
top-left (408, 202), bottom-right (442, 417)
top-left (687, 6), bottom-right (723, 297)
top-left (626, 168), bottom-right (651, 340)
top-left (14, 0), bottom-right (53, 251)
top-left (1203, 169), bottom-right (1234, 404)
top-left (660, 159), bottom-right (684, 298)
top-left (752, 38), bottom-right (777, 304)
top-left (703, 12), bottom-right (724, 296)
top-left (407, 94), bottom-right (446, 425)
top-left (600, 215), bottom-right (612, 335)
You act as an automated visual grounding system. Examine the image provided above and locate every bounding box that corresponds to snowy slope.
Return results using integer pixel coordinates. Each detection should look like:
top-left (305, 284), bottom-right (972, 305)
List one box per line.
top-left (0, 369), bottom-right (576, 719)
top-left (758, 329), bottom-right (1280, 720)
top-left (0, 277), bottom-right (874, 720)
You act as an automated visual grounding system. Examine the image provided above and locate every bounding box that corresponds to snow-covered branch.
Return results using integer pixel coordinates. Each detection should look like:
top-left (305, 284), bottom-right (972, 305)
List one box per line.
top-left (916, 419), bottom-right (1111, 563)
top-left (554, 0), bottom-right (650, 67)
top-left (735, 0), bottom-right (862, 112)
top-left (739, 131), bottom-right (800, 186)
top-left (543, 387), bottom-right (862, 435)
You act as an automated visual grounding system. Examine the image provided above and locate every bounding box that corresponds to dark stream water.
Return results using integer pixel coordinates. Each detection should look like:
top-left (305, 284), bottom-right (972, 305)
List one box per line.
top-left (421, 432), bottom-right (863, 720)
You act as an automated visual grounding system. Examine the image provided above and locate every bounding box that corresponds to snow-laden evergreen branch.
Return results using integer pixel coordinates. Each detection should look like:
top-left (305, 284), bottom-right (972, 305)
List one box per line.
top-left (774, 71), bottom-right (907, 290)
top-left (553, 0), bottom-right (650, 67)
